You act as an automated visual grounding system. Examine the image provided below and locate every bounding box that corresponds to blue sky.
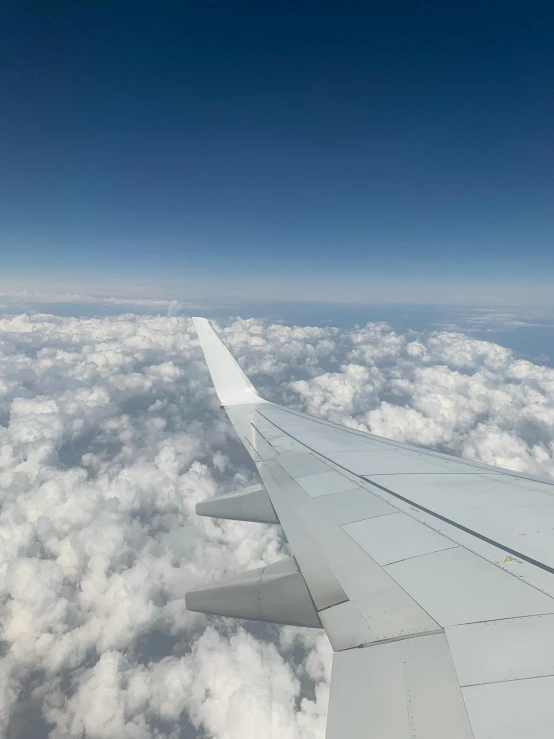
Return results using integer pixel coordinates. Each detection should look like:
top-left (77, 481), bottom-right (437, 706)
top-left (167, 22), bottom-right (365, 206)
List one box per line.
top-left (1, 1), bottom-right (553, 303)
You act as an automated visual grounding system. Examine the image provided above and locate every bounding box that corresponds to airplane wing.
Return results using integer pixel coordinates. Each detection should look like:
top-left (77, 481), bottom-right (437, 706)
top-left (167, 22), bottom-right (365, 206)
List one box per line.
top-left (186, 318), bottom-right (554, 739)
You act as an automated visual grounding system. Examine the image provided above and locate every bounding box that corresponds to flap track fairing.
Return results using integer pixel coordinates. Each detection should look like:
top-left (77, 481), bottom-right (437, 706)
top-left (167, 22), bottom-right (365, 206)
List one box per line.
top-left (185, 556), bottom-right (321, 628)
top-left (196, 483), bottom-right (278, 524)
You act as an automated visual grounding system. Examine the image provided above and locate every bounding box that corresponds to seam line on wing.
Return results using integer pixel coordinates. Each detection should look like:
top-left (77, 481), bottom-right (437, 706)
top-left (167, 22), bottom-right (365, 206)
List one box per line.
top-left (383, 544), bottom-right (461, 567)
top-left (338, 511), bottom-right (398, 526)
top-left (317, 598), bottom-right (349, 613)
top-left (448, 612), bottom-right (554, 628)
top-left (353, 472), bottom-right (501, 476)
top-left (338, 628), bottom-right (445, 652)
top-left (460, 673), bottom-right (554, 689)
top-left (251, 422), bottom-right (275, 448)
top-left (243, 435), bottom-right (262, 459)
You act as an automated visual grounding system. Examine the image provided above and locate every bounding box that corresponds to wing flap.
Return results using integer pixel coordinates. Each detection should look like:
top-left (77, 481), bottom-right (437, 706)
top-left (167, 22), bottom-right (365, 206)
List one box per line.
top-left (326, 633), bottom-right (473, 739)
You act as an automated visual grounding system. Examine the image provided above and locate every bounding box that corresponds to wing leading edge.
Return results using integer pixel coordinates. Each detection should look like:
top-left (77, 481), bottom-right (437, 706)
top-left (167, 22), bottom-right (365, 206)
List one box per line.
top-left (187, 318), bottom-right (554, 739)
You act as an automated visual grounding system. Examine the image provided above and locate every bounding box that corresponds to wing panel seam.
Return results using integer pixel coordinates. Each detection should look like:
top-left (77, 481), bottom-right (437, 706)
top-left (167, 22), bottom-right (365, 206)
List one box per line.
top-left (461, 673), bottom-right (554, 689)
top-left (342, 628), bottom-right (445, 651)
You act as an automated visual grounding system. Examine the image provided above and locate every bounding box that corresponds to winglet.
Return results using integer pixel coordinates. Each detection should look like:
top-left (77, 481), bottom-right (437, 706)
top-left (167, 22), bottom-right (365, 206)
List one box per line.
top-left (192, 318), bottom-right (268, 406)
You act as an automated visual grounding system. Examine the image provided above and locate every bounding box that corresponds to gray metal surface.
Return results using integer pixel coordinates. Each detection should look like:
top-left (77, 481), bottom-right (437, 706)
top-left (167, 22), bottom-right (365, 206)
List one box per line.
top-left (446, 615), bottom-right (554, 686)
top-left (277, 452), bottom-right (330, 477)
top-left (344, 511), bottom-right (458, 565)
top-left (316, 486), bottom-right (397, 525)
top-left (362, 471), bottom-right (554, 568)
top-left (326, 633), bottom-right (473, 739)
top-left (361, 475), bottom-right (554, 598)
top-left (386, 546), bottom-right (554, 626)
top-left (296, 470), bottom-right (358, 497)
top-left (463, 677), bottom-right (554, 739)
top-left (266, 434), bottom-right (305, 452)
top-left (318, 600), bottom-right (377, 651)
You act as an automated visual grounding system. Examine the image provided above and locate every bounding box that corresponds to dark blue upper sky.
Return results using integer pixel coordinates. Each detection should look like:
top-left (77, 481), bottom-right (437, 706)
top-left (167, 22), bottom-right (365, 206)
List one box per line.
top-left (1, 1), bottom-right (553, 303)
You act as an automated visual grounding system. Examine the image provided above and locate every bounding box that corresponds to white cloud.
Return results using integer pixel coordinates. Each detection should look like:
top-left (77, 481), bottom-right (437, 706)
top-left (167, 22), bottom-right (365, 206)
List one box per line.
top-left (2, 312), bottom-right (554, 737)
top-left (291, 364), bottom-right (383, 428)
top-left (280, 321), bottom-right (554, 478)
top-left (0, 313), bottom-right (301, 737)
top-left (42, 627), bottom-right (329, 739)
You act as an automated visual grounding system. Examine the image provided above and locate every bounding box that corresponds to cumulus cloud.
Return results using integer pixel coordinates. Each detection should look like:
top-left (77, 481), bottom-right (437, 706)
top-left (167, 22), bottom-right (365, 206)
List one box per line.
top-left (283, 324), bottom-right (554, 477)
top-left (42, 626), bottom-right (328, 739)
top-left (1, 311), bottom-right (554, 737)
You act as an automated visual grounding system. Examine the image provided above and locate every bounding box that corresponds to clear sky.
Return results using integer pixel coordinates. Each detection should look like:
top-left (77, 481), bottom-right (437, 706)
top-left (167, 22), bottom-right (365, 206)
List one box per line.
top-left (1, 1), bottom-right (553, 303)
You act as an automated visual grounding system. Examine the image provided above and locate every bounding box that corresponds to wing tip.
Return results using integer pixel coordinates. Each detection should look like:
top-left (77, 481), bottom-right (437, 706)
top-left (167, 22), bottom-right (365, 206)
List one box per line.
top-left (193, 316), bottom-right (269, 406)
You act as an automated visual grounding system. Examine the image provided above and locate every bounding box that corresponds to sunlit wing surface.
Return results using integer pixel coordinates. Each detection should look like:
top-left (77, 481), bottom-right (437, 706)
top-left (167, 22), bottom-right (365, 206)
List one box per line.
top-left (186, 317), bottom-right (554, 739)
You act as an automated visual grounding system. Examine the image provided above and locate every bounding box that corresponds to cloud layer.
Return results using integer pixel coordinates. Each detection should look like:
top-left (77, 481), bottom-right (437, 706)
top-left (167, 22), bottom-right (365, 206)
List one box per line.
top-left (0, 314), bottom-right (329, 738)
top-left (1, 312), bottom-right (554, 737)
